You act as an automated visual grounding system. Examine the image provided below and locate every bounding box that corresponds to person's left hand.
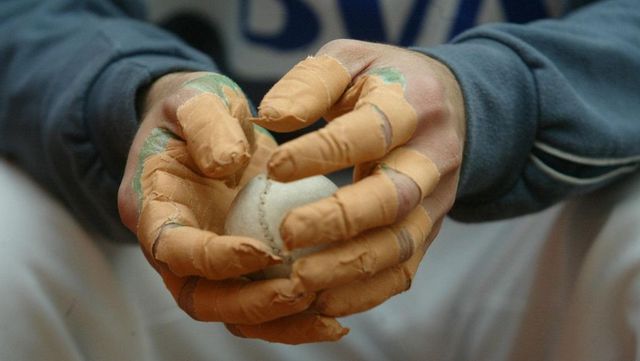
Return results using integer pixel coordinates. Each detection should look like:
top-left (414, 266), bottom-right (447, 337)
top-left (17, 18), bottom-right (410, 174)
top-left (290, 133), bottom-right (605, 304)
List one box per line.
top-left (230, 39), bottom-right (466, 339)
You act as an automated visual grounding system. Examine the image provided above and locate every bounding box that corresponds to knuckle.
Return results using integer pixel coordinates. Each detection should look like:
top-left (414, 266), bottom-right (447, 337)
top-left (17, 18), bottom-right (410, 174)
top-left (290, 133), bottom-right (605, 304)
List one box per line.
top-left (318, 38), bottom-right (359, 55)
top-left (317, 39), bottom-right (378, 74)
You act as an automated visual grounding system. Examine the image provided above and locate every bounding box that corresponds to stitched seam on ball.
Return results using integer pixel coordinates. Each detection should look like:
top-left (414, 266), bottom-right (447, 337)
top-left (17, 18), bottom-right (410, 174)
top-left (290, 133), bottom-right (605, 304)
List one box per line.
top-left (258, 178), bottom-right (278, 254)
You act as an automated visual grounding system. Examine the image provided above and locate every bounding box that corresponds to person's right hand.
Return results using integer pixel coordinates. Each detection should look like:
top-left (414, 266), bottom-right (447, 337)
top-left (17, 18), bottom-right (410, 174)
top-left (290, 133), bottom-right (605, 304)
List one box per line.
top-left (117, 71), bottom-right (347, 343)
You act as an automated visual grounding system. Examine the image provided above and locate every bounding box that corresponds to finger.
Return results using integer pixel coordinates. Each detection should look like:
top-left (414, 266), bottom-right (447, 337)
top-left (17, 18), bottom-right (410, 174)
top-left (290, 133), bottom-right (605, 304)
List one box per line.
top-left (138, 202), bottom-right (281, 280)
top-left (137, 138), bottom-right (281, 280)
top-left (226, 312), bottom-right (349, 344)
top-left (267, 71), bottom-right (417, 182)
top-left (252, 55), bottom-right (351, 132)
top-left (290, 206), bottom-right (431, 293)
top-left (314, 219), bottom-right (443, 317)
top-left (281, 147), bottom-right (439, 250)
top-left (313, 175), bottom-right (451, 317)
top-left (281, 171), bottom-right (399, 250)
top-left (176, 74), bottom-right (254, 179)
top-left (155, 264), bottom-right (315, 325)
top-left (138, 139), bottom-right (236, 230)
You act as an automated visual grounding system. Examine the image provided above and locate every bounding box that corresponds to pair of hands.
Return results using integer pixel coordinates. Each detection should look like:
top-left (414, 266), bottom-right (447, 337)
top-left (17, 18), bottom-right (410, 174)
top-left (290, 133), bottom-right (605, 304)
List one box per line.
top-left (118, 39), bottom-right (466, 344)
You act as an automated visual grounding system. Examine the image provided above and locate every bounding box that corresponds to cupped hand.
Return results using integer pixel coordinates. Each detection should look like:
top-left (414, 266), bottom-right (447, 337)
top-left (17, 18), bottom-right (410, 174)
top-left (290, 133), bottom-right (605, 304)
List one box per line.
top-left (117, 72), bottom-right (347, 343)
top-left (248, 39), bottom-right (466, 323)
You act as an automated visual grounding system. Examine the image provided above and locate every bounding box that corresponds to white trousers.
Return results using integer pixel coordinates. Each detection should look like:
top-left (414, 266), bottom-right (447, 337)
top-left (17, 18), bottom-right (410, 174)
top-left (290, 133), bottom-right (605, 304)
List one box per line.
top-left (2, 157), bottom-right (640, 361)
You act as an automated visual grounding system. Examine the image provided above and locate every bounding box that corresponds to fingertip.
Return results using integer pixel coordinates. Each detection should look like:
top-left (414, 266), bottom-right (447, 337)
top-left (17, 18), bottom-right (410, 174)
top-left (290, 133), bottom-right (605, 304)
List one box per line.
top-left (267, 149), bottom-right (296, 182)
top-left (280, 203), bottom-right (333, 250)
top-left (196, 139), bottom-right (250, 178)
top-left (253, 105), bottom-right (310, 133)
top-left (312, 316), bottom-right (350, 342)
top-left (280, 211), bottom-right (309, 250)
top-left (311, 316), bottom-right (350, 343)
top-left (339, 327), bottom-right (351, 339)
top-left (176, 92), bottom-right (253, 179)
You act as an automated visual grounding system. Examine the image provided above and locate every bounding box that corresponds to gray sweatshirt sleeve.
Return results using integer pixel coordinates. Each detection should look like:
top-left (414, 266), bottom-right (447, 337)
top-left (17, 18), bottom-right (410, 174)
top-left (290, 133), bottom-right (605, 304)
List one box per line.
top-left (0, 0), bottom-right (217, 241)
top-left (416, 0), bottom-right (640, 221)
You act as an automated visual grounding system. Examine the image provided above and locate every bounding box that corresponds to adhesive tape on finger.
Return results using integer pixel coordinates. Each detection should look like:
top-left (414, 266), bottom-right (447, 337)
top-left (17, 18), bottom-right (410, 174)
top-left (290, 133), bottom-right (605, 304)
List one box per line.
top-left (224, 174), bottom-right (337, 279)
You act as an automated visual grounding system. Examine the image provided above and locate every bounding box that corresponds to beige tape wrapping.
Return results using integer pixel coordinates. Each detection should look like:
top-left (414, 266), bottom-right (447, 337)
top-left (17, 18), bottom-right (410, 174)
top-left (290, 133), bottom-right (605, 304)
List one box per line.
top-left (290, 206), bottom-right (431, 293)
top-left (281, 171), bottom-right (398, 249)
top-left (155, 227), bottom-right (281, 280)
top-left (267, 106), bottom-right (387, 181)
top-left (227, 312), bottom-right (349, 344)
top-left (176, 93), bottom-right (250, 178)
top-left (186, 278), bottom-right (314, 324)
top-left (314, 264), bottom-right (410, 317)
top-left (290, 206), bottom-right (431, 294)
top-left (266, 73), bottom-right (417, 182)
top-left (291, 228), bottom-right (400, 292)
top-left (138, 144), bottom-right (282, 280)
top-left (254, 55), bottom-right (351, 132)
top-left (135, 122), bottom-right (325, 329)
top-left (143, 162), bottom-right (234, 230)
top-left (355, 78), bottom-right (417, 150)
top-left (314, 206), bottom-right (432, 317)
top-left (381, 147), bottom-right (440, 200)
top-left (138, 139), bottom-right (230, 236)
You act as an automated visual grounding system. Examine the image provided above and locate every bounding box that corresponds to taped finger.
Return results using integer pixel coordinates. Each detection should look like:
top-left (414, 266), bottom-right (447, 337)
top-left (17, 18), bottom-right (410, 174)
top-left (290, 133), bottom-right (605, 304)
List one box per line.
top-left (281, 146), bottom-right (439, 250)
top-left (290, 207), bottom-right (431, 293)
top-left (267, 70), bottom-right (417, 182)
top-left (253, 54), bottom-right (351, 132)
top-left (314, 218), bottom-right (443, 317)
top-left (280, 170), bottom-right (399, 250)
top-left (137, 134), bottom-right (281, 280)
top-left (138, 198), bottom-right (281, 280)
top-left (160, 272), bottom-right (315, 325)
top-left (267, 105), bottom-right (387, 181)
top-left (310, 176), bottom-right (455, 316)
top-left (140, 157), bottom-right (235, 231)
top-left (177, 79), bottom-right (251, 179)
top-left (226, 312), bottom-right (349, 344)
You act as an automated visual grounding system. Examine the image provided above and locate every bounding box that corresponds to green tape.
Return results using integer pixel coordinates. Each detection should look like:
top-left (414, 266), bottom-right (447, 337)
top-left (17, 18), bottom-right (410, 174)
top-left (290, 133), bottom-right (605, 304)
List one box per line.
top-left (133, 128), bottom-right (177, 208)
top-left (183, 73), bottom-right (243, 107)
top-left (367, 67), bottom-right (406, 88)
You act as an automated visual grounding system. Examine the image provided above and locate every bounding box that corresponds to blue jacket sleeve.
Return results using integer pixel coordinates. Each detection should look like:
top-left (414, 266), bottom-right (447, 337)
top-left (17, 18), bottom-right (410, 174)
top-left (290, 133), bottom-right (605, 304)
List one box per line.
top-left (416, 0), bottom-right (640, 221)
top-left (0, 0), bottom-right (217, 241)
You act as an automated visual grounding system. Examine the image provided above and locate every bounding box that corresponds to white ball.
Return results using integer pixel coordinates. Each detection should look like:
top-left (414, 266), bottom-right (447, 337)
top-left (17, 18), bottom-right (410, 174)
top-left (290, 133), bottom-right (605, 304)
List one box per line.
top-left (225, 174), bottom-right (337, 278)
